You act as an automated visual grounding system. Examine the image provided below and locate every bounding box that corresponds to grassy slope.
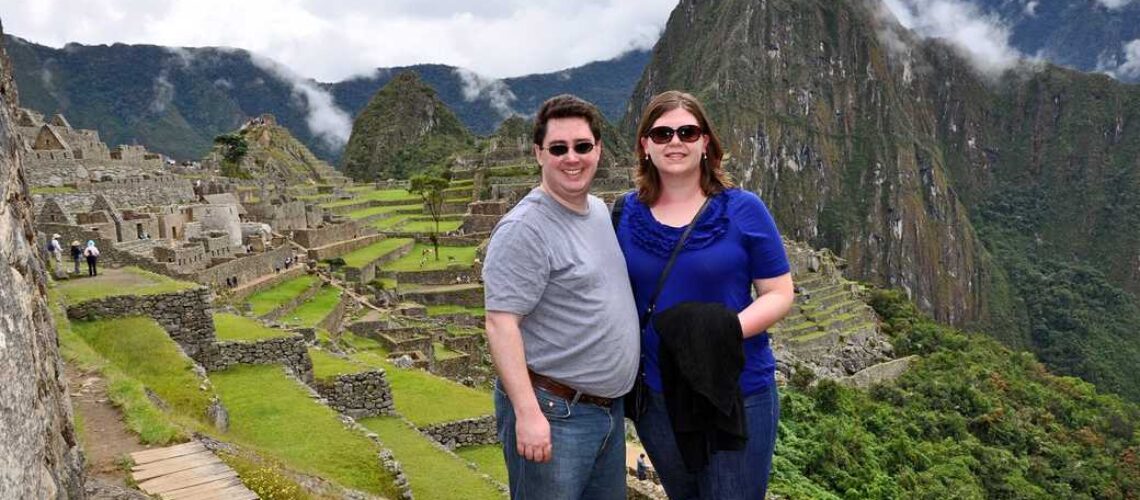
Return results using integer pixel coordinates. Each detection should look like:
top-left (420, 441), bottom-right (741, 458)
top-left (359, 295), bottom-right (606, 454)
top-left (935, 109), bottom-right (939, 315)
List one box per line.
top-left (281, 286), bottom-right (342, 328)
top-left (56, 267), bottom-right (196, 303)
top-left (245, 275), bottom-right (319, 317)
top-left (381, 243), bottom-right (477, 272)
top-left (341, 238), bottom-right (415, 268)
top-left (214, 313), bottom-right (291, 342)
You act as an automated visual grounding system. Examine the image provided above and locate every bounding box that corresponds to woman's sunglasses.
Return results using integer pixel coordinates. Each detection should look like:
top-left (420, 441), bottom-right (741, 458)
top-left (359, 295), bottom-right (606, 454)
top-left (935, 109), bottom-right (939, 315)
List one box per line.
top-left (646, 125), bottom-right (703, 144)
top-left (545, 142), bottom-right (595, 156)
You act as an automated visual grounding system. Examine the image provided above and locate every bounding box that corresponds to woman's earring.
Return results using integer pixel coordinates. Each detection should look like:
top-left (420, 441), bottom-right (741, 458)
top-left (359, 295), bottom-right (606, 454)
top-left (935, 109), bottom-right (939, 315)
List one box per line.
top-left (644, 154), bottom-right (650, 161)
top-left (702, 152), bottom-right (707, 160)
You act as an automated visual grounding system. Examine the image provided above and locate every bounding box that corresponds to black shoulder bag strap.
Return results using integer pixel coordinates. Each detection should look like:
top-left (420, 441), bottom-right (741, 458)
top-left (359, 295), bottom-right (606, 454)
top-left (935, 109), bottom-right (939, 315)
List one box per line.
top-left (641, 196), bottom-right (712, 330)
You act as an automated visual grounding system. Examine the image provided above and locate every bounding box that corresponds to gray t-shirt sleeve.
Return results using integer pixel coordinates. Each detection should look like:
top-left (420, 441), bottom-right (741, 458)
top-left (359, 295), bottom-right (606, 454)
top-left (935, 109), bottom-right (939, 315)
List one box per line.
top-left (483, 219), bottom-right (550, 316)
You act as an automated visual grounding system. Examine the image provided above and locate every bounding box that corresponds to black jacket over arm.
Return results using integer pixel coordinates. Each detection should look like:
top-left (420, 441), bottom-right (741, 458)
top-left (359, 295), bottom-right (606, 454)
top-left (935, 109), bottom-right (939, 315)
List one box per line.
top-left (654, 301), bottom-right (747, 472)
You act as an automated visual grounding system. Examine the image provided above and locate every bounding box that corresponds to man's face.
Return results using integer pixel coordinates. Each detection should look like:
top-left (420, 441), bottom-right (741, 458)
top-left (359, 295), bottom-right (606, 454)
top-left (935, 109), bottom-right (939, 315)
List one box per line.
top-left (534, 117), bottom-right (601, 206)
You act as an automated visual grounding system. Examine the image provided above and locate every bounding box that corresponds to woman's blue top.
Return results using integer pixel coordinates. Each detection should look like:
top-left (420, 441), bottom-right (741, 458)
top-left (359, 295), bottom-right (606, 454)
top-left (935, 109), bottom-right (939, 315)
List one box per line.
top-left (616, 188), bottom-right (790, 396)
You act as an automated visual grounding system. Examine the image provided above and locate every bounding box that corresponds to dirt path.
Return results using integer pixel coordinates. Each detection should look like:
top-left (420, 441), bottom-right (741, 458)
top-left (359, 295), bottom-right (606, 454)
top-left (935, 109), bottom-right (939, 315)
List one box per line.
top-left (65, 362), bottom-right (148, 486)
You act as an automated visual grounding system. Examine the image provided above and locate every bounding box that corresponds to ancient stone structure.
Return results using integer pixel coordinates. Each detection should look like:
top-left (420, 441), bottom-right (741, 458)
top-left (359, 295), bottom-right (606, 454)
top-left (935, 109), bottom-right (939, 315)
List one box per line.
top-left (214, 336), bottom-right (313, 382)
top-left (311, 370), bottom-right (395, 418)
top-left (0, 30), bottom-right (85, 497)
top-left (66, 288), bottom-right (216, 360)
top-left (421, 416), bottom-right (497, 450)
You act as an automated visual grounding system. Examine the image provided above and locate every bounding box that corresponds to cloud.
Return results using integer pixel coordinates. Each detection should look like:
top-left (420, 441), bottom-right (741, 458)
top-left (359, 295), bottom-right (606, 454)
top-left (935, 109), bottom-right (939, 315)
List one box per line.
top-left (454, 68), bottom-right (517, 119)
top-left (1097, 0), bottom-right (1137, 9)
top-left (150, 74), bottom-right (174, 113)
top-left (247, 53), bottom-right (352, 148)
top-left (1112, 39), bottom-right (1140, 79)
top-left (1024, 1), bottom-right (1039, 16)
top-left (881, 0), bottom-right (1025, 78)
top-left (0, 0), bottom-right (679, 81)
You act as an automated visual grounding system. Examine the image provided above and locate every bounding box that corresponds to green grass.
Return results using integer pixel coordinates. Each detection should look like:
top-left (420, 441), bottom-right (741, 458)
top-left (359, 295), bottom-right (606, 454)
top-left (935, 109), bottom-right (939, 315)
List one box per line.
top-left (214, 313), bottom-right (291, 342)
top-left (321, 189), bottom-right (419, 208)
top-left (382, 244), bottom-right (479, 272)
top-left (426, 305), bottom-right (485, 317)
top-left (433, 342), bottom-right (465, 360)
top-left (281, 286), bottom-right (342, 328)
top-left (56, 267), bottom-right (196, 304)
top-left (395, 219), bottom-right (464, 233)
top-left (358, 417), bottom-right (502, 499)
top-left (342, 238), bottom-right (415, 268)
top-left (346, 337), bottom-right (492, 426)
top-left (310, 348), bottom-right (370, 381)
top-left (71, 316), bottom-right (213, 427)
top-left (370, 214), bottom-right (413, 230)
top-left (52, 296), bottom-right (186, 444)
top-left (455, 445), bottom-right (508, 485)
top-left (445, 325), bottom-right (485, 337)
top-left (245, 275), bottom-right (319, 316)
top-left (346, 204), bottom-right (419, 220)
top-left (210, 365), bottom-right (397, 497)
top-left (31, 185), bottom-right (78, 194)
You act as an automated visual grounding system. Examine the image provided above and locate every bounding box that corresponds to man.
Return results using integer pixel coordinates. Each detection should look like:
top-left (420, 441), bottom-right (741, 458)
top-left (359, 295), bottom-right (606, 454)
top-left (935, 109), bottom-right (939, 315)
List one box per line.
top-left (483, 94), bottom-right (639, 500)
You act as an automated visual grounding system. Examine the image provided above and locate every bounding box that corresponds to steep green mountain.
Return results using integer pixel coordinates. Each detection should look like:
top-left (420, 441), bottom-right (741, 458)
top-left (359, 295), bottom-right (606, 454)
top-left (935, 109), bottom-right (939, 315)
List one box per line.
top-left (5, 33), bottom-right (649, 162)
top-left (3, 35), bottom-right (335, 161)
top-left (626, 0), bottom-right (1140, 400)
top-left (341, 72), bottom-right (474, 181)
top-left (208, 116), bottom-right (345, 185)
top-left (331, 50), bottom-right (649, 134)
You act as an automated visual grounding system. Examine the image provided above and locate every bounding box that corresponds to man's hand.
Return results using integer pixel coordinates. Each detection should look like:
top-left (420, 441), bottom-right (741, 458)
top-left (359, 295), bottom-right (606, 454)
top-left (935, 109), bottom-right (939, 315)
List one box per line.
top-left (516, 409), bottom-right (552, 463)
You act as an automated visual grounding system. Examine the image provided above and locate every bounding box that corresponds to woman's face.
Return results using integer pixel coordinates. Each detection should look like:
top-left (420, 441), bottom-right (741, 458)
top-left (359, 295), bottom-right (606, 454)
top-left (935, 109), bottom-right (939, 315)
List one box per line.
top-left (641, 107), bottom-right (707, 179)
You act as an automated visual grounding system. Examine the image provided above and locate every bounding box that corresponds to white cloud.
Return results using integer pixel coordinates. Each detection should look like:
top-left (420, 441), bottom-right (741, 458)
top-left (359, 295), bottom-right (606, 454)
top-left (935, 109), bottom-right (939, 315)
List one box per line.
top-left (881, 0), bottom-right (1025, 78)
top-left (1097, 0), bottom-right (1137, 9)
top-left (1113, 39), bottom-right (1140, 79)
top-left (150, 74), bottom-right (174, 113)
top-left (454, 68), bottom-right (517, 119)
top-left (1024, 1), bottom-right (1039, 16)
top-left (247, 53), bottom-right (353, 148)
top-left (0, 0), bottom-right (678, 81)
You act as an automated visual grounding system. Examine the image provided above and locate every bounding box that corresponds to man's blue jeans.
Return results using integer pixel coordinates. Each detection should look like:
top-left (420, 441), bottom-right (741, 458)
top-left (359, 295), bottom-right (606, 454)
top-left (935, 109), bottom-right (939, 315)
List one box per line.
top-left (635, 381), bottom-right (780, 499)
top-left (494, 381), bottom-right (626, 500)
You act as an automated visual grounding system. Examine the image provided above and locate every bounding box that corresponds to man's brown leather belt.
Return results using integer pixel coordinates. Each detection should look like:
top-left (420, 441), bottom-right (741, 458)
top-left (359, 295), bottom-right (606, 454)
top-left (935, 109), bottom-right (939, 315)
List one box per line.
top-left (528, 370), bottom-right (613, 408)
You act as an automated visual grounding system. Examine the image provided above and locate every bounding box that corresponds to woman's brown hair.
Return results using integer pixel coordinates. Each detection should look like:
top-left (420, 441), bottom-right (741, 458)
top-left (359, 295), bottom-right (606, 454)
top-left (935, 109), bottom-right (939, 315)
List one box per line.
top-left (634, 90), bottom-right (733, 204)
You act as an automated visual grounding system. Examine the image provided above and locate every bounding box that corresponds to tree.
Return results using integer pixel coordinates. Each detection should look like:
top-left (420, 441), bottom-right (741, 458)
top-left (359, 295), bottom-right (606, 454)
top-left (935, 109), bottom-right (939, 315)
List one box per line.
top-left (213, 133), bottom-right (249, 178)
top-left (408, 174), bottom-right (450, 260)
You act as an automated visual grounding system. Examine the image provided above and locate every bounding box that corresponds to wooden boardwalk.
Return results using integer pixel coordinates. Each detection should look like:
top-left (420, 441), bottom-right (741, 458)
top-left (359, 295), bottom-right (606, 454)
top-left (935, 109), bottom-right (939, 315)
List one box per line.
top-left (130, 441), bottom-right (258, 499)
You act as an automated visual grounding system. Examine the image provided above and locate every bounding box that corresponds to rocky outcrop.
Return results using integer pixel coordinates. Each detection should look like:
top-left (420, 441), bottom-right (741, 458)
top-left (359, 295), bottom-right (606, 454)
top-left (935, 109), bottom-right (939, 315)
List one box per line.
top-left (0, 24), bottom-right (85, 497)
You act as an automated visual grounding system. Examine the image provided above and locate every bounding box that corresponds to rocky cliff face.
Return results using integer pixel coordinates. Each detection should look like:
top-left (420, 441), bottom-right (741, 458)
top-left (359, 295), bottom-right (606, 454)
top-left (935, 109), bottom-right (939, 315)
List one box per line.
top-left (341, 71), bottom-right (474, 181)
top-left (0, 23), bottom-right (85, 498)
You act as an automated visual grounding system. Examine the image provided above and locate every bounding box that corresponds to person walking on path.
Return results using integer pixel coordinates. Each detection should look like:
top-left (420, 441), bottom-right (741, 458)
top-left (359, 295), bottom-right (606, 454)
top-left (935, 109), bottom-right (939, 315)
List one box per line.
top-left (47, 234), bottom-right (63, 271)
top-left (83, 240), bottom-right (100, 277)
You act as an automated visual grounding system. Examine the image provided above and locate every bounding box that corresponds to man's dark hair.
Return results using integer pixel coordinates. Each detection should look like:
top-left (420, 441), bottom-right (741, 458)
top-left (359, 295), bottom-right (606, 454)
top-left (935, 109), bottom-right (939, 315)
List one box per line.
top-left (532, 94), bottom-right (602, 146)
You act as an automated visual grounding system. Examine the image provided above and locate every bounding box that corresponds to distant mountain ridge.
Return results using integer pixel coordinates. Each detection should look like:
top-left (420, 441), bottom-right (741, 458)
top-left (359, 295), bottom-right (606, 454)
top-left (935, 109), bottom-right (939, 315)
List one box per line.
top-left (3, 34), bottom-right (649, 162)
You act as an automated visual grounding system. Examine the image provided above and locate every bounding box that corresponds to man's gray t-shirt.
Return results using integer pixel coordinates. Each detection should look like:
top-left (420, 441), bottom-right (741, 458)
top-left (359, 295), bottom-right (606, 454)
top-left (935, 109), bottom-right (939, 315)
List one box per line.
top-left (483, 188), bottom-right (639, 398)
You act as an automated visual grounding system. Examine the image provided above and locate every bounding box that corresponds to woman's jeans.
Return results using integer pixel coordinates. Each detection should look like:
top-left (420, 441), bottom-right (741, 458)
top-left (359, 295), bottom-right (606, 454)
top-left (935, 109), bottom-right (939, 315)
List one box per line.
top-left (636, 382), bottom-right (780, 499)
top-left (494, 381), bottom-right (626, 500)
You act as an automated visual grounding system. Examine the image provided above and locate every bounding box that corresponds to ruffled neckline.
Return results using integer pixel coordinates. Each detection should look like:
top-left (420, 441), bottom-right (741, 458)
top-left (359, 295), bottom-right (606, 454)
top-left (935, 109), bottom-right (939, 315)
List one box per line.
top-left (626, 191), bottom-right (731, 258)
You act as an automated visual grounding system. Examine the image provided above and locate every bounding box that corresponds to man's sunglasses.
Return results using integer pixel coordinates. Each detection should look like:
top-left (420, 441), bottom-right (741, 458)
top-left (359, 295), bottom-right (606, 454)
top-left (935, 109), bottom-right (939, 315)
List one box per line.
top-left (545, 142), bottom-right (595, 156)
top-left (646, 125), bottom-right (703, 144)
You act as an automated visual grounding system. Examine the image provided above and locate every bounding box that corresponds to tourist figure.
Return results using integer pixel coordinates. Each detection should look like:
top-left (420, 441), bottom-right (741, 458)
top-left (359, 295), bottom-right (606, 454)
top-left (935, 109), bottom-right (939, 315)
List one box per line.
top-left (47, 234), bottom-right (63, 269)
top-left (483, 95), bottom-right (639, 500)
top-left (636, 453), bottom-right (648, 481)
top-left (83, 240), bottom-right (101, 277)
top-left (69, 240), bottom-right (82, 274)
top-left (614, 91), bottom-right (794, 499)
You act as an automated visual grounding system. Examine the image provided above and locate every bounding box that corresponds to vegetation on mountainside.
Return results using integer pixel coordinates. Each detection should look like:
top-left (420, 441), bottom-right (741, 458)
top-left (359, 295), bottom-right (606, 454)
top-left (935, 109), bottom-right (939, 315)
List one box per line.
top-left (770, 289), bottom-right (1140, 499)
top-left (213, 133), bottom-right (250, 178)
top-left (341, 71), bottom-right (474, 181)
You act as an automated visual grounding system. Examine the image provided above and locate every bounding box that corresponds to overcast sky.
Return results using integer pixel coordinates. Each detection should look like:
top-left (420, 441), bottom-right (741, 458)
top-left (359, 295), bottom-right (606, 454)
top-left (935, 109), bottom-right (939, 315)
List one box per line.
top-left (0, 0), bottom-right (679, 82)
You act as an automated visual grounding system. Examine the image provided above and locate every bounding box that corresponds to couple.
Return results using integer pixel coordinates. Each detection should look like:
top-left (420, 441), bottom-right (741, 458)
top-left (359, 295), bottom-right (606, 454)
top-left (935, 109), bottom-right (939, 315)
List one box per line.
top-left (483, 92), bottom-right (794, 499)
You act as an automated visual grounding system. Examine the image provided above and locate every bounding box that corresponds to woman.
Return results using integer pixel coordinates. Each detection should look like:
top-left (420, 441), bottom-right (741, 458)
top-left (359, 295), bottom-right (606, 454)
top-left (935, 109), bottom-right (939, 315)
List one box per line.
top-left (83, 240), bottom-right (100, 277)
top-left (615, 91), bottom-right (794, 499)
top-left (70, 240), bottom-right (83, 274)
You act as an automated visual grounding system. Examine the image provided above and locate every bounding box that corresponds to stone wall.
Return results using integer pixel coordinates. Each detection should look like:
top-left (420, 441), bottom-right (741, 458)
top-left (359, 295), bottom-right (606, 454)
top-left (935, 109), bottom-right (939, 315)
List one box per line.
top-left (347, 324), bottom-right (433, 356)
top-left (66, 288), bottom-right (216, 360)
top-left (421, 416), bottom-right (497, 450)
top-left (838, 355), bottom-right (917, 389)
top-left (193, 245), bottom-right (296, 289)
top-left (385, 268), bottom-right (476, 285)
top-left (0, 33), bottom-right (85, 497)
top-left (212, 336), bottom-right (313, 382)
top-left (306, 233), bottom-right (386, 261)
top-left (311, 370), bottom-right (395, 418)
top-left (400, 285), bottom-right (484, 308)
top-left (444, 335), bottom-right (484, 358)
top-left (344, 239), bottom-right (414, 284)
top-left (434, 354), bottom-right (473, 379)
top-left (292, 221), bottom-right (369, 249)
